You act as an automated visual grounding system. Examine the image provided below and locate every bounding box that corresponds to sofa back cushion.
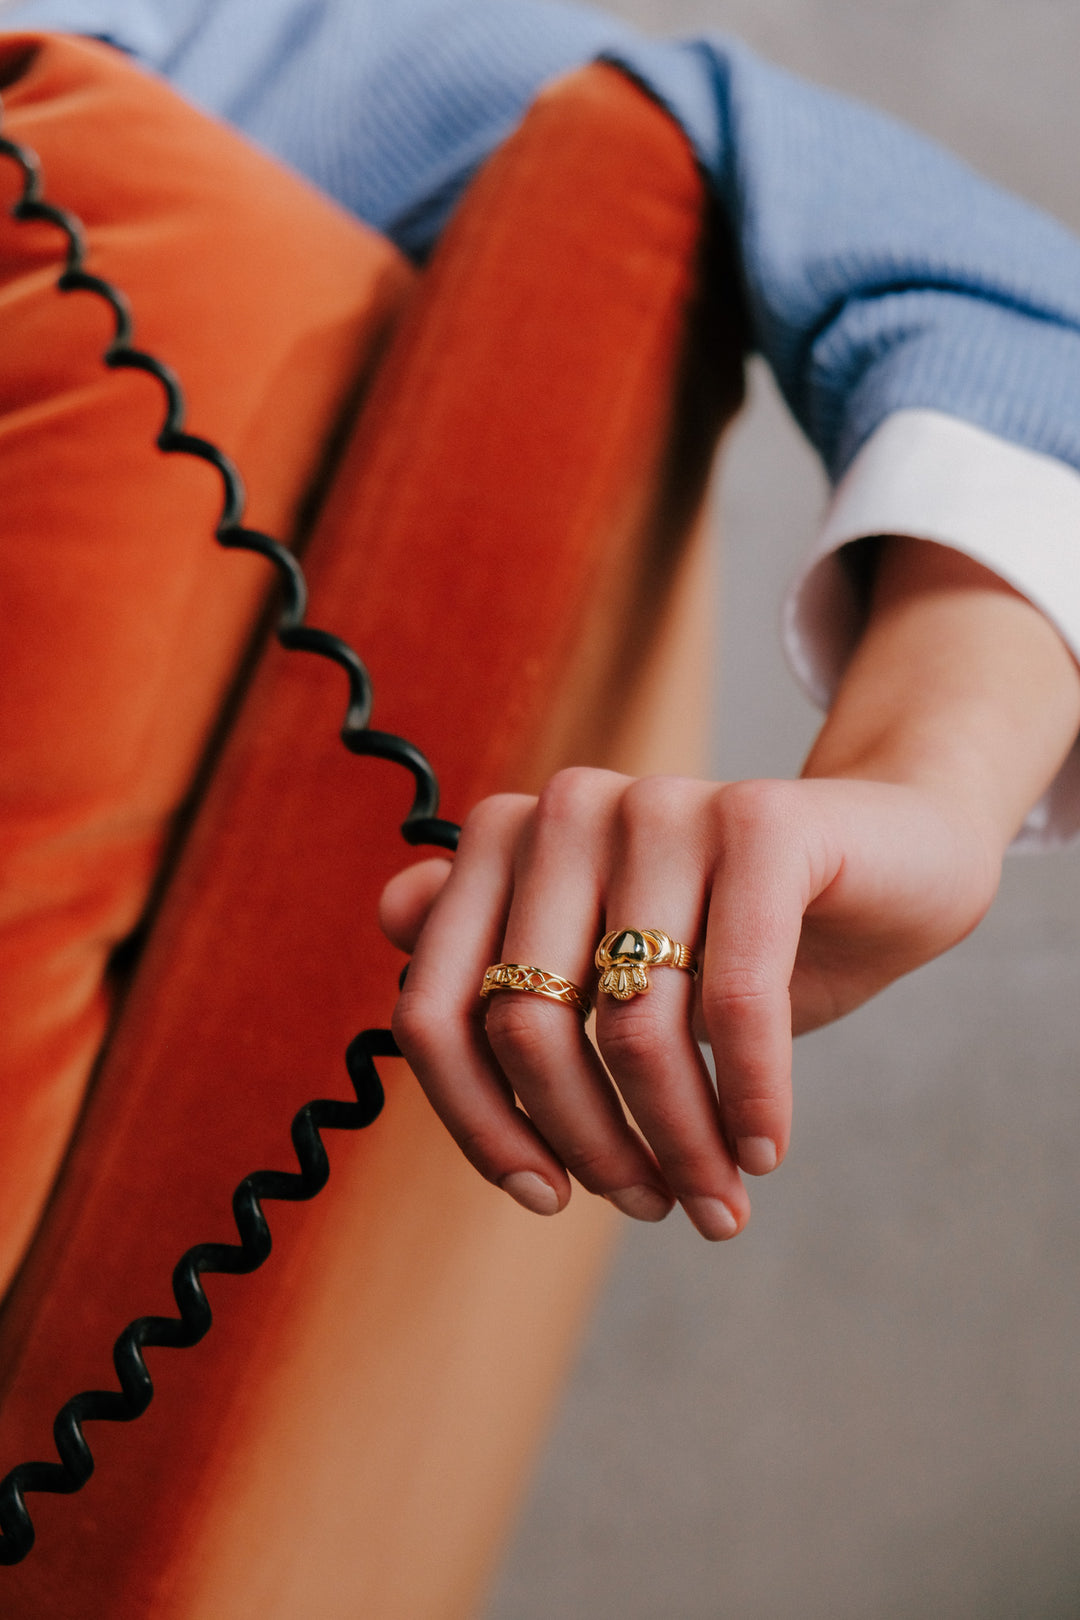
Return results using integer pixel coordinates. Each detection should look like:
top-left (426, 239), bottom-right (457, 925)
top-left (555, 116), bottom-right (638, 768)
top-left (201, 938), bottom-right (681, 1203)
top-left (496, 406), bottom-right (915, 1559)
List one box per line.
top-left (0, 58), bottom-right (744, 1615)
top-left (0, 31), bottom-right (414, 1290)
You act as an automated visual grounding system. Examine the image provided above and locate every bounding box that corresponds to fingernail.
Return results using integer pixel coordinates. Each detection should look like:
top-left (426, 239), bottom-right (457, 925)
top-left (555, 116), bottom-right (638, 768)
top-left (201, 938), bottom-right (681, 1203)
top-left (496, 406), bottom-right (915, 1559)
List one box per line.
top-left (500, 1170), bottom-right (561, 1216)
top-left (604, 1184), bottom-right (673, 1223)
top-left (737, 1136), bottom-right (778, 1176)
top-left (682, 1195), bottom-right (740, 1241)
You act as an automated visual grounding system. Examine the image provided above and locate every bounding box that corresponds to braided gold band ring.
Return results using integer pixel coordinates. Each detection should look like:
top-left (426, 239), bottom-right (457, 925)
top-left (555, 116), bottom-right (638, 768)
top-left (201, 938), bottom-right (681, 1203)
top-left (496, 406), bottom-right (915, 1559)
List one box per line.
top-left (595, 928), bottom-right (698, 1001)
top-left (480, 963), bottom-right (592, 1017)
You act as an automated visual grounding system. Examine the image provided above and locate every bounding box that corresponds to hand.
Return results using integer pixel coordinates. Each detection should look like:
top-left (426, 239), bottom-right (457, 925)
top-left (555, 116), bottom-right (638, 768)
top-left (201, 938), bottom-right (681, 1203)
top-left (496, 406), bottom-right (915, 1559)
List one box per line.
top-left (382, 535), bottom-right (1080, 1241)
top-left (380, 767), bottom-right (1002, 1240)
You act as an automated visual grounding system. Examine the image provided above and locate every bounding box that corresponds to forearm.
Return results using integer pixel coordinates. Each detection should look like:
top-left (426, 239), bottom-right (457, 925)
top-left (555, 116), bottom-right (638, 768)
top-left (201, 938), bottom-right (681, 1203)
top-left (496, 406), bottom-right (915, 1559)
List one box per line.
top-left (801, 536), bottom-right (1080, 858)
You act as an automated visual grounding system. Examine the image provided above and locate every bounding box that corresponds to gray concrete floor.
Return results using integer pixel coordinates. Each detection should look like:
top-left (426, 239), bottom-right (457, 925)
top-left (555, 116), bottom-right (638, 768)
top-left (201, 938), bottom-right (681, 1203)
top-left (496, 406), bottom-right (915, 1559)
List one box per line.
top-left (486, 3), bottom-right (1080, 1616)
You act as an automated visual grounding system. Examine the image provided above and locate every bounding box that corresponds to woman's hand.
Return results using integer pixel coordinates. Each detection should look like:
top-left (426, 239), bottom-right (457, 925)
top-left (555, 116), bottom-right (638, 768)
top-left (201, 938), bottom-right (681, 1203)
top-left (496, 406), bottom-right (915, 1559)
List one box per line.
top-left (380, 537), bottom-right (1080, 1240)
top-left (381, 769), bottom-right (1001, 1239)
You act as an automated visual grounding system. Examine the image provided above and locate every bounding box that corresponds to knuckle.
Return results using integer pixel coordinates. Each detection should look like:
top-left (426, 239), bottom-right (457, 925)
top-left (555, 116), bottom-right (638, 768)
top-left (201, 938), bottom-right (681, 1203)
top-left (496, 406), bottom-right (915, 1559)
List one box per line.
top-left (559, 1143), bottom-right (628, 1193)
top-left (534, 766), bottom-right (619, 832)
top-left (459, 791), bottom-right (533, 850)
top-left (716, 1046), bottom-right (781, 1111)
top-left (391, 986), bottom-right (447, 1065)
top-left (723, 1093), bottom-right (780, 1135)
top-left (453, 1122), bottom-right (512, 1181)
top-left (703, 969), bottom-right (774, 1021)
top-left (658, 1150), bottom-right (718, 1194)
top-left (702, 980), bottom-right (781, 1079)
top-left (709, 777), bottom-right (793, 848)
top-left (484, 995), bottom-right (554, 1069)
top-left (597, 1004), bottom-right (673, 1075)
top-left (617, 773), bottom-right (694, 836)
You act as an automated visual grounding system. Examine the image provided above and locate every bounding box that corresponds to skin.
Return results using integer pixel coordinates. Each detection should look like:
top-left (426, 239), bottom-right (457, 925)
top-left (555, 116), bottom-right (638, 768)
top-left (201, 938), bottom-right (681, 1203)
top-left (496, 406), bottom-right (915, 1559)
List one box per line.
top-left (381, 537), bottom-right (1080, 1241)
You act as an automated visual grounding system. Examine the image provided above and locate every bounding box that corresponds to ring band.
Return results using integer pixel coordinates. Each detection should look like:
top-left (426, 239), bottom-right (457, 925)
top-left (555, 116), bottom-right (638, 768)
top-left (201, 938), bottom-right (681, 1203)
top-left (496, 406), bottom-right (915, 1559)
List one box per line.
top-left (480, 963), bottom-right (592, 1017)
top-left (594, 928), bottom-right (698, 1001)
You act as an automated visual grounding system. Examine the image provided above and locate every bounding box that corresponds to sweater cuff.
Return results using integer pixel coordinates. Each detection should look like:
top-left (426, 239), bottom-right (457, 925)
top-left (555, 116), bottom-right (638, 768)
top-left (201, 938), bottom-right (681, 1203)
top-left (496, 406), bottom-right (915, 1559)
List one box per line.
top-left (782, 409), bottom-right (1080, 849)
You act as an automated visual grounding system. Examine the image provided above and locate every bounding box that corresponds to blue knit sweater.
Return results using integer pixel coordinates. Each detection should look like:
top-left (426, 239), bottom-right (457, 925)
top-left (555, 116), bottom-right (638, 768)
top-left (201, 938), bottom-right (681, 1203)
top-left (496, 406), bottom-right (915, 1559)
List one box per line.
top-left (4, 0), bottom-right (1080, 489)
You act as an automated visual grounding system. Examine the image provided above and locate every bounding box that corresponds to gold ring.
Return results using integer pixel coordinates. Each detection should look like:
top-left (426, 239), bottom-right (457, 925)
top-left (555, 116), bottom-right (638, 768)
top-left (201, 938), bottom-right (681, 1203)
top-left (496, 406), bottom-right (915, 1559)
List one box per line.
top-left (480, 963), bottom-right (592, 1017)
top-left (594, 928), bottom-right (698, 1001)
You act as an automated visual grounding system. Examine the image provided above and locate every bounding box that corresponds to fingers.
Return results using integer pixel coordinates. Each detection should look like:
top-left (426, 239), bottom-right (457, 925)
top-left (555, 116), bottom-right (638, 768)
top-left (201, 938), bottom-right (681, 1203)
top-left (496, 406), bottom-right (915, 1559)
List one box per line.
top-left (392, 795), bottom-right (574, 1211)
top-left (594, 776), bottom-right (748, 1239)
top-left (699, 781), bottom-right (811, 1179)
top-left (490, 770), bottom-right (675, 1221)
top-left (391, 771), bottom-right (812, 1241)
top-left (379, 858), bottom-right (453, 953)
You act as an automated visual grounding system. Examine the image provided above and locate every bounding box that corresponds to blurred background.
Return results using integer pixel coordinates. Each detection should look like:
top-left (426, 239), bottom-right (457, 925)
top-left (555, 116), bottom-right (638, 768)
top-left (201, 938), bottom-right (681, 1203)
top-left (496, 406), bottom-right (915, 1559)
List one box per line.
top-left (486, 2), bottom-right (1080, 1616)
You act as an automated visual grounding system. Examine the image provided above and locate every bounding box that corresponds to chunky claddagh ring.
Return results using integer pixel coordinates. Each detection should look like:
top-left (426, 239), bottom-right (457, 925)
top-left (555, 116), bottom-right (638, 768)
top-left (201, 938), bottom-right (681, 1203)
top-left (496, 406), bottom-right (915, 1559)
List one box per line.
top-left (594, 928), bottom-right (698, 1001)
top-left (480, 963), bottom-right (593, 1017)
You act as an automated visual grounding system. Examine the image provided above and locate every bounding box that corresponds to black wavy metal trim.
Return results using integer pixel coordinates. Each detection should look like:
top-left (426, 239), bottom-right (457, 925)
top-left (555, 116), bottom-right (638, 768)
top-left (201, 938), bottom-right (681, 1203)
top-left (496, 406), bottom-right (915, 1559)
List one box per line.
top-left (0, 105), bottom-right (459, 1565)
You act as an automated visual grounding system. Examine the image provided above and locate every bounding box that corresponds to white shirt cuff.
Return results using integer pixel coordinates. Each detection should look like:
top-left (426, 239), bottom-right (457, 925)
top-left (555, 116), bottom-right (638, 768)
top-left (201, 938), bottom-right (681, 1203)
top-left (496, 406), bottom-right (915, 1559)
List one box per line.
top-left (782, 408), bottom-right (1080, 850)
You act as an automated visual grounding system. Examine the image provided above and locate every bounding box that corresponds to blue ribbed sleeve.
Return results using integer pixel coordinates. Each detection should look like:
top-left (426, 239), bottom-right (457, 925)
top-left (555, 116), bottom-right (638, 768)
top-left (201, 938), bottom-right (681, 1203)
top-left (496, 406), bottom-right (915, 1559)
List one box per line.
top-left (5, 0), bottom-right (1080, 485)
top-left (610, 34), bottom-right (1080, 480)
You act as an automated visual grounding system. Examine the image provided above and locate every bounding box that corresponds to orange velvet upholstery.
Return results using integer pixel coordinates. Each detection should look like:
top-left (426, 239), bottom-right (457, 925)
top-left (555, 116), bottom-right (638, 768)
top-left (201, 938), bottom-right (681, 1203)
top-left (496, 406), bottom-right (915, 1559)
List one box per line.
top-left (0, 33), bottom-right (414, 1293)
top-left (0, 45), bottom-right (743, 1620)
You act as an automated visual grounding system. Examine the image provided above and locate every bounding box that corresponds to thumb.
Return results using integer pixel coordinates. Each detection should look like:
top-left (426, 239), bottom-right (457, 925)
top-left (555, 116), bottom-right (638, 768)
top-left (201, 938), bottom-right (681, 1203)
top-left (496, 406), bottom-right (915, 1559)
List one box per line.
top-left (378, 858), bottom-right (454, 954)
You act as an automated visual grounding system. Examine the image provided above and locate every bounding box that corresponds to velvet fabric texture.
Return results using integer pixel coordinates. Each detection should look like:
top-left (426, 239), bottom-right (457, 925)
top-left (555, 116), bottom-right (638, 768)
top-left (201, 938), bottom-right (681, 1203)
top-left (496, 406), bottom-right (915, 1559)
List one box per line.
top-left (0, 32), bottom-right (413, 1292)
top-left (0, 44), bottom-right (741, 1618)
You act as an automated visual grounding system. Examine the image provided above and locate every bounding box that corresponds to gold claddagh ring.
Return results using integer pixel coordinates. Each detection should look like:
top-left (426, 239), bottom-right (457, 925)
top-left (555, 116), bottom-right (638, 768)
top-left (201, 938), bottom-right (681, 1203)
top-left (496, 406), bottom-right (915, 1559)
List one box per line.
top-left (594, 928), bottom-right (698, 1001)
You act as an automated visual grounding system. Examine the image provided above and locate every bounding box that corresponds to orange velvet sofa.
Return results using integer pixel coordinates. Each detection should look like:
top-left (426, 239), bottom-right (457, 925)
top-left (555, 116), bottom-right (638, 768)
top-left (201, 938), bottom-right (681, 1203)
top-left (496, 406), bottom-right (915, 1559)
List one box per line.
top-left (0, 32), bottom-right (743, 1617)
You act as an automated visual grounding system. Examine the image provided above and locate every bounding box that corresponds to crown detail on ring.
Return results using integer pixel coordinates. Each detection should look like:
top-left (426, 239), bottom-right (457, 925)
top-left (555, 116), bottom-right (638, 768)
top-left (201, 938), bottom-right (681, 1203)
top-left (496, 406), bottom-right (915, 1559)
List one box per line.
top-left (594, 928), bottom-right (698, 1000)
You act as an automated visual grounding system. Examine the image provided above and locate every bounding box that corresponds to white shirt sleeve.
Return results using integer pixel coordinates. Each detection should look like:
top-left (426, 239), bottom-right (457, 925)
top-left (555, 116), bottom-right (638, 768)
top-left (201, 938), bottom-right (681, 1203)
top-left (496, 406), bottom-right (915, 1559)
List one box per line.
top-left (781, 409), bottom-right (1080, 850)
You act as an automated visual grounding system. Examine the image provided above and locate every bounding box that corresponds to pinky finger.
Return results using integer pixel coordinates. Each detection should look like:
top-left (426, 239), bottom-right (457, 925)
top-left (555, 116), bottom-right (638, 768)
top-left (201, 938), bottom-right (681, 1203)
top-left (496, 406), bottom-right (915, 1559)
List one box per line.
top-left (702, 783), bottom-right (811, 1176)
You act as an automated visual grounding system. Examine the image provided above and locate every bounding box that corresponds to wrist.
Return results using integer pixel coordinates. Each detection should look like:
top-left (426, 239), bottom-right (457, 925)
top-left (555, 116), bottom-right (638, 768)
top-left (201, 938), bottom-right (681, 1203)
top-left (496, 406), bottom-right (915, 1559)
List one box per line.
top-left (800, 536), bottom-right (1080, 859)
top-left (802, 710), bottom-right (1019, 864)
top-left (800, 748), bottom-right (1012, 900)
